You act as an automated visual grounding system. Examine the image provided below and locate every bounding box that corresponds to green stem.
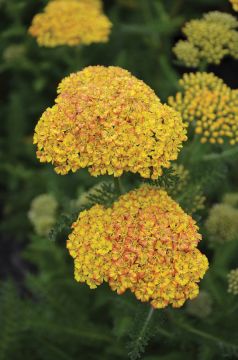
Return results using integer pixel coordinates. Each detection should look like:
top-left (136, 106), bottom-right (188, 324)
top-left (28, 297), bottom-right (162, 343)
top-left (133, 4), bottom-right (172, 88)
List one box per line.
top-left (114, 177), bottom-right (124, 195)
top-left (178, 322), bottom-right (238, 350)
top-left (133, 307), bottom-right (155, 348)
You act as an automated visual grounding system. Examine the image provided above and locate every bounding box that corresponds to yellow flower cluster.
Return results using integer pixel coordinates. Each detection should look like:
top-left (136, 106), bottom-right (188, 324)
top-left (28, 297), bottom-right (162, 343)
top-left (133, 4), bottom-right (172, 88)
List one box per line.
top-left (173, 41), bottom-right (200, 68)
top-left (228, 269), bottom-right (238, 295)
top-left (28, 194), bottom-right (58, 236)
top-left (168, 72), bottom-right (238, 145)
top-left (205, 204), bottom-right (238, 245)
top-left (34, 66), bottom-right (187, 179)
top-left (29, 0), bottom-right (112, 47)
top-left (230, 0), bottom-right (238, 11)
top-left (67, 185), bottom-right (208, 309)
top-left (173, 11), bottom-right (238, 67)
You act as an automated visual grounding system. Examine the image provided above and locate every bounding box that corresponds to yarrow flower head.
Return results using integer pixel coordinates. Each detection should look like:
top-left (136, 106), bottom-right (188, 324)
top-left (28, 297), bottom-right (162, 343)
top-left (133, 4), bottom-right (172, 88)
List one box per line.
top-left (173, 11), bottom-right (238, 67)
top-left (173, 41), bottom-right (200, 68)
top-left (168, 72), bottom-right (238, 145)
top-left (28, 193), bottom-right (58, 236)
top-left (67, 185), bottom-right (208, 309)
top-left (34, 66), bottom-right (187, 179)
top-left (230, 0), bottom-right (238, 11)
top-left (228, 268), bottom-right (238, 295)
top-left (29, 0), bottom-right (112, 47)
top-left (205, 204), bottom-right (238, 246)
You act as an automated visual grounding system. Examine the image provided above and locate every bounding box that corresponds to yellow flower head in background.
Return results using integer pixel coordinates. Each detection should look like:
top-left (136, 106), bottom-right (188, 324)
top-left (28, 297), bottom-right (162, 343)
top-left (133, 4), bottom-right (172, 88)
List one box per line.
top-left (28, 193), bottom-right (58, 236)
top-left (34, 66), bottom-right (187, 179)
top-left (67, 185), bottom-right (208, 309)
top-left (168, 72), bottom-right (238, 145)
top-left (173, 11), bottom-right (238, 67)
top-left (230, 0), bottom-right (238, 11)
top-left (205, 203), bottom-right (238, 245)
top-left (29, 0), bottom-right (112, 47)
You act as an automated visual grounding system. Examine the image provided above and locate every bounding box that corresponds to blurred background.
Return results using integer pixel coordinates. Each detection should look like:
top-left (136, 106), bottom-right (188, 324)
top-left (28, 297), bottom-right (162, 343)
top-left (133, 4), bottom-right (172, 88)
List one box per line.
top-left (0, 0), bottom-right (238, 359)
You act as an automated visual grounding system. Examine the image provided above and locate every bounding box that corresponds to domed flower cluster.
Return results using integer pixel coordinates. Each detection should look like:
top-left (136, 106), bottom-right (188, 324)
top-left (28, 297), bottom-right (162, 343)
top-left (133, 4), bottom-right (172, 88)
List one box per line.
top-left (230, 0), bottom-right (238, 11)
top-left (205, 203), bottom-right (238, 246)
top-left (173, 41), bottom-right (200, 68)
top-left (29, 0), bottom-right (112, 47)
top-left (228, 269), bottom-right (238, 295)
top-left (168, 72), bottom-right (238, 145)
top-left (28, 194), bottom-right (58, 236)
top-left (67, 185), bottom-right (208, 308)
top-left (173, 11), bottom-right (238, 67)
top-left (34, 66), bottom-right (187, 179)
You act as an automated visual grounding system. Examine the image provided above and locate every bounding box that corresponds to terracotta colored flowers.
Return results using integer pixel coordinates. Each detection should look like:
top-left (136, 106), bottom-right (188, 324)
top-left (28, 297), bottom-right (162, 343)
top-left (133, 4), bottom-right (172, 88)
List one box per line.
top-left (29, 0), bottom-right (112, 47)
top-left (34, 66), bottom-right (187, 179)
top-left (67, 186), bottom-right (208, 309)
top-left (168, 72), bottom-right (238, 145)
top-left (173, 11), bottom-right (238, 67)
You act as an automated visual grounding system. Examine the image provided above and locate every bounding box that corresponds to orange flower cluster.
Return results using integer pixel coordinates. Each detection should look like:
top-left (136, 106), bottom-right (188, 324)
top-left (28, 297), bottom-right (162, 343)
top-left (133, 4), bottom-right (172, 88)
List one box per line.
top-left (168, 72), bottom-right (238, 145)
top-left (34, 66), bottom-right (187, 179)
top-left (67, 186), bottom-right (208, 308)
top-left (29, 0), bottom-right (111, 47)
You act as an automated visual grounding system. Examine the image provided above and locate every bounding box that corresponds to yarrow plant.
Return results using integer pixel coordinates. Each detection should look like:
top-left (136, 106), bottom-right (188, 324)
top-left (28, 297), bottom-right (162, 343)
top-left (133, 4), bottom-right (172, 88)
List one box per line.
top-left (67, 185), bottom-right (208, 308)
top-left (173, 11), bottom-right (238, 67)
top-left (29, 0), bottom-right (112, 47)
top-left (33, 66), bottom-right (187, 179)
top-left (205, 203), bottom-right (238, 246)
top-left (168, 72), bottom-right (238, 145)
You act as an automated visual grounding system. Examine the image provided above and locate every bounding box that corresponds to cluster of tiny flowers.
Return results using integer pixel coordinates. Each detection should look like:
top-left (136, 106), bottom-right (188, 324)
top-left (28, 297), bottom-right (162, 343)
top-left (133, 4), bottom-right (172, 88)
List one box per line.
top-left (29, 0), bottom-right (112, 47)
top-left (173, 41), bottom-right (200, 68)
top-left (168, 72), bottom-right (238, 145)
top-left (228, 269), bottom-right (238, 295)
top-left (173, 11), bottom-right (238, 67)
top-left (34, 66), bottom-right (187, 179)
top-left (205, 204), bottom-right (238, 245)
top-left (230, 0), bottom-right (238, 11)
top-left (186, 290), bottom-right (213, 318)
top-left (28, 194), bottom-right (58, 236)
top-left (222, 192), bottom-right (238, 208)
top-left (67, 185), bottom-right (208, 309)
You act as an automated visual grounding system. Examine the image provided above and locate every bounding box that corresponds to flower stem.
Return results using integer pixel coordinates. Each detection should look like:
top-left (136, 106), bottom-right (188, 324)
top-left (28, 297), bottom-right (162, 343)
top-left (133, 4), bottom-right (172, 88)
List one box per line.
top-left (114, 177), bottom-right (124, 195)
top-left (142, 306), bottom-right (155, 333)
